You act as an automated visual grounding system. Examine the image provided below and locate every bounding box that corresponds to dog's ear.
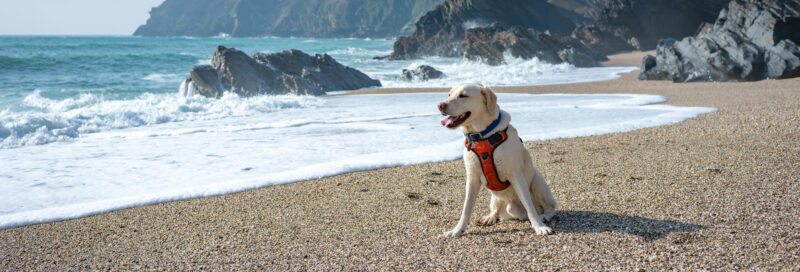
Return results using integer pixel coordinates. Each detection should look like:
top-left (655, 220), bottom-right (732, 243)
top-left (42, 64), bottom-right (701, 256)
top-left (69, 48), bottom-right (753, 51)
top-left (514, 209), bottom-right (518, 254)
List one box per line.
top-left (481, 85), bottom-right (497, 114)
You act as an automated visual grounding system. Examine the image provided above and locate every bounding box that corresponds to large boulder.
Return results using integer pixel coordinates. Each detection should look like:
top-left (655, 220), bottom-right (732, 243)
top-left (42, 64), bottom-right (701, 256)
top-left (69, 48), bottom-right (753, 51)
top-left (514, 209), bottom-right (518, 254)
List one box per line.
top-left (398, 65), bottom-right (445, 81)
top-left (180, 46), bottom-right (381, 97)
top-left (463, 24), bottom-right (606, 67)
top-left (387, 0), bottom-right (576, 60)
top-left (253, 50), bottom-right (381, 91)
top-left (639, 0), bottom-right (800, 82)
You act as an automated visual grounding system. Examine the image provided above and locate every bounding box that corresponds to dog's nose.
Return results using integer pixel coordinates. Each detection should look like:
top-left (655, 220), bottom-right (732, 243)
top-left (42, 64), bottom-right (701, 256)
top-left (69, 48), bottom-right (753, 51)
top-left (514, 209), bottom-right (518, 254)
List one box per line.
top-left (438, 102), bottom-right (447, 112)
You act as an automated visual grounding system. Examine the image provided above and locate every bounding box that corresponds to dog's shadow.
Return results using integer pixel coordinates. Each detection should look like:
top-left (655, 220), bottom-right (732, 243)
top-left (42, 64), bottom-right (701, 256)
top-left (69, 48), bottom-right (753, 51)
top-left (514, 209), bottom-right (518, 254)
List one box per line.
top-left (479, 210), bottom-right (707, 242)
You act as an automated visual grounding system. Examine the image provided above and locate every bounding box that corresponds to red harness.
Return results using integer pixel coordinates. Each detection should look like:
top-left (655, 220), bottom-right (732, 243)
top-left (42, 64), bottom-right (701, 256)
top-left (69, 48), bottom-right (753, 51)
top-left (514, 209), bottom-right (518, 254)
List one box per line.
top-left (465, 129), bottom-right (511, 191)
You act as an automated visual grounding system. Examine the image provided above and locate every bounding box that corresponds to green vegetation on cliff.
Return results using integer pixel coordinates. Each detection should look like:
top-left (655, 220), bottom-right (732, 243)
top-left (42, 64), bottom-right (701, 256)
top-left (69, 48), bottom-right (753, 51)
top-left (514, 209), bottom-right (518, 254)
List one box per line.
top-left (134, 0), bottom-right (442, 38)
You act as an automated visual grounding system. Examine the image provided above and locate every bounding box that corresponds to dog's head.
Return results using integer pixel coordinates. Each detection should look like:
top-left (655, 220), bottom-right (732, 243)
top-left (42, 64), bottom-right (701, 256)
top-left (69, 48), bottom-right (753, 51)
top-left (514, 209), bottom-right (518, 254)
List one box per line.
top-left (438, 83), bottom-right (498, 131)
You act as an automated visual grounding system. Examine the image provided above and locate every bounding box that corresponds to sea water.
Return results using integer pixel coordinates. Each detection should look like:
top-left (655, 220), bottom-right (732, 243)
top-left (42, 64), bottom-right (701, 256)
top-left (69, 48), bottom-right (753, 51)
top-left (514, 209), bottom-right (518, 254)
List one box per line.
top-left (0, 36), bottom-right (714, 228)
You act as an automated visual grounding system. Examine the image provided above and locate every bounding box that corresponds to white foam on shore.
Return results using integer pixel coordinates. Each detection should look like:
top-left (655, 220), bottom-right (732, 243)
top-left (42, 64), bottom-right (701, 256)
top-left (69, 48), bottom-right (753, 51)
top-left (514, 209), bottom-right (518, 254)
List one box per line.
top-left (0, 93), bottom-right (715, 229)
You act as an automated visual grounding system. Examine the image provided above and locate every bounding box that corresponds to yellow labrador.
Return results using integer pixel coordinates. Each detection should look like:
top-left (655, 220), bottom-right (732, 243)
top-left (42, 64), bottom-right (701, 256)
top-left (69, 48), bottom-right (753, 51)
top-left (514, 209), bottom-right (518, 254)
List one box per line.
top-left (438, 83), bottom-right (557, 237)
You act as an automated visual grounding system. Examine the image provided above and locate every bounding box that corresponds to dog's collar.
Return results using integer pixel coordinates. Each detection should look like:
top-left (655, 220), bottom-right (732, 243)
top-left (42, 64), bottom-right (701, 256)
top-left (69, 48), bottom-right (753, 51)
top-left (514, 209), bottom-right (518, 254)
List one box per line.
top-left (465, 112), bottom-right (502, 141)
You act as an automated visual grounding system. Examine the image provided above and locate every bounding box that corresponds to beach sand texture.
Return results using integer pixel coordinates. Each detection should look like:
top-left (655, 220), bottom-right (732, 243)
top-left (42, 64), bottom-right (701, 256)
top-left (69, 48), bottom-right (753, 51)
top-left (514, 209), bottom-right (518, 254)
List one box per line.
top-left (2, 52), bottom-right (799, 270)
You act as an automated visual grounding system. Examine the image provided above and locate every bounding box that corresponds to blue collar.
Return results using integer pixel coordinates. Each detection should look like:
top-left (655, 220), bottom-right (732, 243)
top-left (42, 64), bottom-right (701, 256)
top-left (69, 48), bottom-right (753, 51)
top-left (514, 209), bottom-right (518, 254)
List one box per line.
top-left (465, 112), bottom-right (502, 141)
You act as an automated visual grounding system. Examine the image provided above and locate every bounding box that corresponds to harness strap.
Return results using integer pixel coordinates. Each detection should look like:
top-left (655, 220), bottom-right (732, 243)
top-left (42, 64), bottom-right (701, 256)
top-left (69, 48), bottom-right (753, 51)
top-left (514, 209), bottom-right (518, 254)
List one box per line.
top-left (465, 129), bottom-right (511, 191)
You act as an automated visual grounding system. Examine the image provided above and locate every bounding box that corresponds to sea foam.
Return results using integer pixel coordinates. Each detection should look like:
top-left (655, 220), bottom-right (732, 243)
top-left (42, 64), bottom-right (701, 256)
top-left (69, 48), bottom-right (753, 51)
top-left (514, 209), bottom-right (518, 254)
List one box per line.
top-left (373, 53), bottom-right (637, 88)
top-left (0, 91), bottom-right (323, 148)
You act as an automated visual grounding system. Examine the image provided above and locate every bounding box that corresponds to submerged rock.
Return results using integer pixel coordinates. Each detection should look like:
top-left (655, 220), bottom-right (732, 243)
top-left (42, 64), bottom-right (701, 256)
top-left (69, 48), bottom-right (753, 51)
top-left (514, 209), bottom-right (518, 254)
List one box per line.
top-left (180, 46), bottom-right (381, 98)
top-left (399, 65), bottom-right (445, 81)
top-left (639, 0), bottom-right (800, 82)
top-left (463, 24), bottom-right (605, 67)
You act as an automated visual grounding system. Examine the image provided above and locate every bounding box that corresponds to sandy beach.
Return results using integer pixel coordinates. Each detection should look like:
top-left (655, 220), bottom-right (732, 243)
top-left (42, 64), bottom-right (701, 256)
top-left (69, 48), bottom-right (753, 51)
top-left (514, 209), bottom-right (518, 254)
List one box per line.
top-left (2, 51), bottom-right (799, 270)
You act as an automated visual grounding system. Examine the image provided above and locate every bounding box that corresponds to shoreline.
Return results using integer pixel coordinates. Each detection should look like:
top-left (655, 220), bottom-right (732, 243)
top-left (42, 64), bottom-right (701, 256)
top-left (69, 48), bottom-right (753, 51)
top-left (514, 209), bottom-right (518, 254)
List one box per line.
top-left (2, 51), bottom-right (798, 270)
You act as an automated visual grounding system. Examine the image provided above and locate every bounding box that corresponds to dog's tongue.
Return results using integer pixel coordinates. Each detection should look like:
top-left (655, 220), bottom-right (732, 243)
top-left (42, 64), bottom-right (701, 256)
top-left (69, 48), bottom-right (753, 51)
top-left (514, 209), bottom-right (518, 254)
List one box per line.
top-left (441, 116), bottom-right (457, 127)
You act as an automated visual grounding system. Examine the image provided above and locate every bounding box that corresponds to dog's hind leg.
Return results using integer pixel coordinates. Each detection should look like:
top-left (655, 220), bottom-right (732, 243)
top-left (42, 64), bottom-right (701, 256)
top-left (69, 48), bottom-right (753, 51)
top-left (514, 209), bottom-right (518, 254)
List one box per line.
top-left (512, 173), bottom-right (553, 235)
top-left (531, 169), bottom-right (557, 223)
top-left (505, 200), bottom-right (527, 220)
top-left (479, 195), bottom-right (502, 226)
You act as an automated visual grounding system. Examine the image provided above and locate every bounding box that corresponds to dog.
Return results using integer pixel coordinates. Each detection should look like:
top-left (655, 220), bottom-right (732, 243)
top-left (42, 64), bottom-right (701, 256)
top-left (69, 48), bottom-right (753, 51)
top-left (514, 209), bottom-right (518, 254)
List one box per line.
top-left (438, 83), bottom-right (558, 237)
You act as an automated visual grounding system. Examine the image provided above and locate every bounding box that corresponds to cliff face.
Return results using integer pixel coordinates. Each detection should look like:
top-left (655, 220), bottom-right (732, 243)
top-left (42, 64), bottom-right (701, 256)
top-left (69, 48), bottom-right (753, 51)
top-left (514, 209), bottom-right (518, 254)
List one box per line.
top-left (572, 0), bottom-right (731, 55)
top-left (547, 0), bottom-right (608, 25)
top-left (639, 0), bottom-right (800, 82)
top-left (133, 0), bottom-right (442, 38)
top-left (388, 0), bottom-right (577, 59)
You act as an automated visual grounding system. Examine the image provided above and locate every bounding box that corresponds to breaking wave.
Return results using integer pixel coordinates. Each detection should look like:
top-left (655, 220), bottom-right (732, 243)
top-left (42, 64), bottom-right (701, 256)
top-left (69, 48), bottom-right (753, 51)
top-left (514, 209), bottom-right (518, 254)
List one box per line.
top-left (0, 91), bottom-right (324, 148)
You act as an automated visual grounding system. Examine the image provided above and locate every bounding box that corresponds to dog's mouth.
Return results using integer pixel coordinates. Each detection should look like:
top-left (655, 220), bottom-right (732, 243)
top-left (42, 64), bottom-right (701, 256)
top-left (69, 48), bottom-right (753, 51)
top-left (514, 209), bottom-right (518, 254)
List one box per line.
top-left (441, 112), bottom-right (471, 128)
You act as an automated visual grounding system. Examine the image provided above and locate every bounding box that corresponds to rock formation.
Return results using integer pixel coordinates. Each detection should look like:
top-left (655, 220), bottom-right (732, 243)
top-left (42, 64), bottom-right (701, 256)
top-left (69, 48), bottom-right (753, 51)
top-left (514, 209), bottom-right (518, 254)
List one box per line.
top-left (387, 0), bottom-right (576, 60)
top-left (639, 0), bottom-right (800, 82)
top-left (570, 0), bottom-right (731, 55)
top-left (399, 65), bottom-right (445, 81)
top-left (462, 24), bottom-right (605, 67)
top-left (187, 65), bottom-right (224, 98)
top-left (179, 46), bottom-right (380, 97)
top-left (253, 50), bottom-right (384, 92)
top-left (134, 0), bottom-right (442, 38)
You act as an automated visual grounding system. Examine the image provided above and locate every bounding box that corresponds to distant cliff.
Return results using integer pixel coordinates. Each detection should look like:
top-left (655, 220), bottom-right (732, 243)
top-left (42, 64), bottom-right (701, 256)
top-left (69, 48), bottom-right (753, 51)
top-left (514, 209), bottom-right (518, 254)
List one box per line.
top-left (134, 0), bottom-right (442, 38)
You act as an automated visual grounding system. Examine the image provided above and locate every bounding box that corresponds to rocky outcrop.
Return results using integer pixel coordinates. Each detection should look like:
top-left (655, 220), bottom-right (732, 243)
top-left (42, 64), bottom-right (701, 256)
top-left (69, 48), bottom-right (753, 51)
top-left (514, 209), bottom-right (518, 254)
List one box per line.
top-left (180, 46), bottom-right (380, 97)
top-left (388, 0), bottom-right (730, 61)
top-left (399, 65), bottom-right (445, 81)
top-left (571, 0), bottom-right (730, 55)
top-left (388, 0), bottom-right (576, 60)
top-left (462, 24), bottom-right (606, 67)
top-left (639, 0), bottom-right (800, 82)
top-left (187, 65), bottom-right (224, 98)
top-left (253, 50), bottom-right (383, 92)
top-left (134, 0), bottom-right (442, 38)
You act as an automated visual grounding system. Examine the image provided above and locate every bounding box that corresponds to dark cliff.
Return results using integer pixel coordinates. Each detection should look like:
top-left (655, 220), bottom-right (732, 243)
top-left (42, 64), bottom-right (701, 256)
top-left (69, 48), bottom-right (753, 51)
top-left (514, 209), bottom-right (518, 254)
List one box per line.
top-left (571, 0), bottom-right (731, 55)
top-left (388, 0), bottom-right (577, 60)
top-left (639, 0), bottom-right (800, 82)
top-left (134, 0), bottom-right (442, 38)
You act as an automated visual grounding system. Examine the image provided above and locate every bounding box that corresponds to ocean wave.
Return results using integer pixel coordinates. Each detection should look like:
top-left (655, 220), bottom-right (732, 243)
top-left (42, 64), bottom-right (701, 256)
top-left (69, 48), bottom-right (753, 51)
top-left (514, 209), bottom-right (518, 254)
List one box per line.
top-left (326, 47), bottom-right (393, 57)
top-left (143, 73), bottom-right (184, 83)
top-left (377, 53), bottom-right (637, 88)
top-left (0, 91), bottom-right (324, 148)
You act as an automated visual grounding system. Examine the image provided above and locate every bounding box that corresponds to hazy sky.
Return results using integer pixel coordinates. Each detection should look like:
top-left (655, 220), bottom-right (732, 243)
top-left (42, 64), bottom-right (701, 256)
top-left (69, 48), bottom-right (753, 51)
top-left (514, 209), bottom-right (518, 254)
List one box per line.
top-left (0, 0), bottom-right (165, 35)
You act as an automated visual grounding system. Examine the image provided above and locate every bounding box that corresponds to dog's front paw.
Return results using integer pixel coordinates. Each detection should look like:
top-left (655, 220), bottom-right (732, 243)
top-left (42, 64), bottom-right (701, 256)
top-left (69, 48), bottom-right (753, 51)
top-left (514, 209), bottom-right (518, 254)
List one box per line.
top-left (444, 228), bottom-right (464, 238)
top-left (479, 214), bottom-right (498, 226)
top-left (532, 225), bottom-right (553, 235)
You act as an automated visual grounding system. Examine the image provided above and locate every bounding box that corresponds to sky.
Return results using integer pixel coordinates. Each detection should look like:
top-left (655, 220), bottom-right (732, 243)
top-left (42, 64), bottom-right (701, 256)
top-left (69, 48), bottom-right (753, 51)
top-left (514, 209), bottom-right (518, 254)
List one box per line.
top-left (0, 0), bottom-right (165, 35)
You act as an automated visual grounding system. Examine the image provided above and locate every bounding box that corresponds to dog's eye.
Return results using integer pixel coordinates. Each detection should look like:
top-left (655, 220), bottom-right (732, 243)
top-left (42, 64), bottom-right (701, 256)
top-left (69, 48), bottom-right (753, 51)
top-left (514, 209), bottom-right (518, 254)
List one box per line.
top-left (459, 94), bottom-right (468, 98)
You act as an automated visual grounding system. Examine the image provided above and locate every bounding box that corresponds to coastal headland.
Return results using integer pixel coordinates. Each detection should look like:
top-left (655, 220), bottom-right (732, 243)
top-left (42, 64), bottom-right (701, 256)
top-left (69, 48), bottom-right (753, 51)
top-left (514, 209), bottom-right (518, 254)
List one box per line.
top-left (2, 51), bottom-right (798, 270)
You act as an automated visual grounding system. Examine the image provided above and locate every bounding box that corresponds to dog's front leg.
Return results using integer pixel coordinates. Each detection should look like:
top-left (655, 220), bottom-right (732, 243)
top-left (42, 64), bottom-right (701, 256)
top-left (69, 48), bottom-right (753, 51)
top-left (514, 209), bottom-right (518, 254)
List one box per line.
top-left (444, 174), bottom-right (480, 238)
top-left (512, 173), bottom-right (553, 235)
